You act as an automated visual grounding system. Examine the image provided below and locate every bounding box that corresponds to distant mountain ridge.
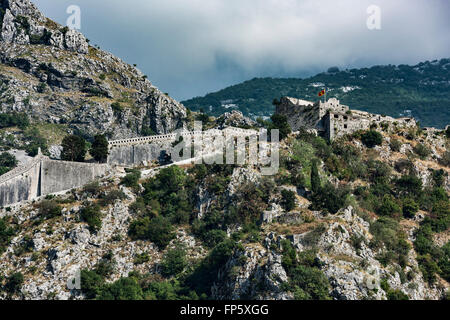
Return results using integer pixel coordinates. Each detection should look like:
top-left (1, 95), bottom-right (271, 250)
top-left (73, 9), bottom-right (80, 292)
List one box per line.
top-left (182, 59), bottom-right (450, 128)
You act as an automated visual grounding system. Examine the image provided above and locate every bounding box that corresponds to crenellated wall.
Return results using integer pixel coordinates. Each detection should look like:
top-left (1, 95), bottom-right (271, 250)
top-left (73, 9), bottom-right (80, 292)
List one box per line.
top-left (0, 127), bottom-right (258, 206)
top-left (107, 127), bottom-right (258, 166)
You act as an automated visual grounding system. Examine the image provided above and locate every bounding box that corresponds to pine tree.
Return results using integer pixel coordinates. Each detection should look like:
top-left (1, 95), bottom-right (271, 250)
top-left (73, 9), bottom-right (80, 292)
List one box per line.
top-left (61, 135), bottom-right (86, 162)
top-left (90, 134), bottom-right (109, 163)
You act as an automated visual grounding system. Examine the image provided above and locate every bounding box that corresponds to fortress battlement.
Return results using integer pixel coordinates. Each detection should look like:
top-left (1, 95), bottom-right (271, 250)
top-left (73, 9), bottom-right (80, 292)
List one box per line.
top-left (276, 96), bottom-right (417, 140)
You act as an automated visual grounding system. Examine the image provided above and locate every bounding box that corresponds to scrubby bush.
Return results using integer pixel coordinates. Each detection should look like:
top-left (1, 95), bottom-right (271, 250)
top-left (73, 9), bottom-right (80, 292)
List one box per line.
top-left (38, 200), bottom-right (62, 219)
top-left (361, 130), bottom-right (383, 148)
top-left (80, 269), bottom-right (104, 299)
top-left (389, 139), bottom-right (402, 152)
top-left (185, 240), bottom-right (236, 296)
top-left (370, 217), bottom-right (410, 268)
top-left (281, 240), bottom-right (331, 300)
top-left (310, 183), bottom-right (350, 214)
top-left (4, 272), bottom-right (24, 294)
top-left (24, 127), bottom-right (48, 156)
top-left (128, 216), bottom-right (175, 250)
top-left (402, 198), bottom-right (419, 219)
top-left (0, 112), bottom-right (29, 129)
top-left (97, 276), bottom-right (144, 300)
top-left (120, 169), bottom-right (141, 190)
top-left (161, 247), bottom-right (187, 277)
top-left (0, 152), bottom-right (18, 175)
top-left (100, 189), bottom-right (127, 206)
top-left (0, 217), bottom-right (15, 254)
top-left (413, 143), bottom-right (431, 160)
top-left (439, 151), bottom-right (450, 167)
top-left (80, 204), bottom-right (102, 233)
top-left (83, 181), bottom-right (101, 196)
top-left (281, 189), bottom-right (296, 211)
top-left (377, 195), bottom-right (401, 218)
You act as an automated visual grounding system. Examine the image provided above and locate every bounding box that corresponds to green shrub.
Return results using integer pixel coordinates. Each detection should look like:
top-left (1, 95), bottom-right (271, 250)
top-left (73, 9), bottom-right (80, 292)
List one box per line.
top-left (439, 151), bottom-right (450, 167)
top-left (0, 112), bottom-right (30, 129)
top-left (5, 272), bottom-right (24, 294)
top-left (310, 183), bottom-right (350, 214)
top-left (0, 152), bottom-right (18, 175)
top-left (38, 200), bottom-right (62, 219)
top-left (0, 218), bottom-right (15, 254)
top-left (281, 189), bottom-right (296, 211)
top-left (395, 175), bottom-right (423, 197)
top-left (133, 252), bottom-right (150, 265)
top-left (111, 103), bottom-right (124, 118)
top-left (24, 127), bottom-right (48, 156)
top-left (120, 169), bottom-right (141, 189)
top-left (377, 195), bottom-right (401, 218)
top-left (97, 276), bottom-right (144, 300)
top-left (161, 247), bottom-right (187, 277)
top-left (389, 139), bottom-right (402, 152)
top-left (80, 269), bottom-right (105, 299)
top-left (269, 113), bottom-right (291, 140)
top-left (413, 143), bottom-right (431, 160)
top-left (100, 189), bottom-right (127, 206)
top-left (129, 216), bottom-right (175, 250)
top-left (80, 204), bottom-right (102, 233)
top-left (370, 217), bottom-right (410, 267)
top-left (361, 130), bottom-right (383, 148)
top-left (82, 181), bottom-right (101, 196)
top-left (380, 278), bottom-right (409, 300)
top-left (185, 240), bottom-right (236, 296)
top-left (94, 251), bottom-right (116, 278)
top-left (402, 198), bottom-right (419, 219)
top-left (281, 240), bottom-right (331, 300)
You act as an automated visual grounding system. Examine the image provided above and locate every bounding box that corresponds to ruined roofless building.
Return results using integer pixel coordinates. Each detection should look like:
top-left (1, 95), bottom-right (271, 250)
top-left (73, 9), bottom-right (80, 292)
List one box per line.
top-left (275, 97), bottom-right (417, 140)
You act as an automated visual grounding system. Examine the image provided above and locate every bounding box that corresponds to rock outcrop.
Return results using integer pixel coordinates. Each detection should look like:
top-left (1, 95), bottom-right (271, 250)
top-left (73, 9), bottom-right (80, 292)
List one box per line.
top-left (0, 0), bottom-right (187, 139)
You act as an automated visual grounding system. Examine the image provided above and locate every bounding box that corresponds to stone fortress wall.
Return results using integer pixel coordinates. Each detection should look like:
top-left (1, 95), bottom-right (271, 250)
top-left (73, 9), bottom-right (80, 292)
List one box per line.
top-left (276, 97), bottom-right (417, 140)
top-left (0, 127), bottom-right (258, 207)
top-left (0, 149), bottom-right (110, 207)
top-left (107, 127), bottom-right (258, 166)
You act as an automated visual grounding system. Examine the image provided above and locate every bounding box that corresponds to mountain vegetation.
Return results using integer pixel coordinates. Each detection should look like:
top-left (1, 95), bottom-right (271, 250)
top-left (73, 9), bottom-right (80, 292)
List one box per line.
top-left (182, 59), bottom-right (450, 128)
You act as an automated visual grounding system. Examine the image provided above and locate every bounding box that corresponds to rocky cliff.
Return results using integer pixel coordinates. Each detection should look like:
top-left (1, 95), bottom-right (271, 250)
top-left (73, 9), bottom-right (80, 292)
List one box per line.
top-left (0, 124), bottom-right (448, 300)
top-left (0, 0), bottom-right (187, 139)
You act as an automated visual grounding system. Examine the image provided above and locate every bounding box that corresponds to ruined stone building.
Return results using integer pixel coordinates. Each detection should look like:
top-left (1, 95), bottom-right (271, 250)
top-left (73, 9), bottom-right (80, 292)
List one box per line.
top-left (275, 97), bottom-right (417, 140)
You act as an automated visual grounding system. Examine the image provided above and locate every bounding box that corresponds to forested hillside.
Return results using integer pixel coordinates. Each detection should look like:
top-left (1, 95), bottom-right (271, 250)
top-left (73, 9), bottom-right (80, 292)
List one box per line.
top-left (182, 59), bottom-right (450, 128)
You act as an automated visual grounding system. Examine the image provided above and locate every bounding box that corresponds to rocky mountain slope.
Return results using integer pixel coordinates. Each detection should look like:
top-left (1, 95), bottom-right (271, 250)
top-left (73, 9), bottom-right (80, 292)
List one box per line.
top-left (182, 59), bottom-right (450, 128)
top-left (0, 0), bottom-right (187, 140)
top-left (0, 124), bottom-right (448, 300)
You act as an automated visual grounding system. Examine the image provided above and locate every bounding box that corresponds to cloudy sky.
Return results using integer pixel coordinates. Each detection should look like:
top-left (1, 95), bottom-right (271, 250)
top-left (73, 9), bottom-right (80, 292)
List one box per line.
top-left (33, 0), bottom-right (450, 100)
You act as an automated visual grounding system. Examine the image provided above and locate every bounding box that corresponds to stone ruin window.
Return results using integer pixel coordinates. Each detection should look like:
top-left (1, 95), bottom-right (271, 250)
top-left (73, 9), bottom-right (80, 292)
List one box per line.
top-left (344, 124), bottom-right (348, 129)
top-left (344, 116), bottom-right (348, 120)
top-left (334, 114), bottom-right (339, 119)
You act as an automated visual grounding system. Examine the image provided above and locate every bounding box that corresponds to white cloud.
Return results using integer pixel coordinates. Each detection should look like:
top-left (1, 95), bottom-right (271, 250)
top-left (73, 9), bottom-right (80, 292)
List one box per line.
top-left (34, 0), bottom-right (450, 99)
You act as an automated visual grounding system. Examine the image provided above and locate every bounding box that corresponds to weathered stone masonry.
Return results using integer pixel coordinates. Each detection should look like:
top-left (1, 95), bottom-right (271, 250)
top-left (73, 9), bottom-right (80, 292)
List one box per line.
top-left (276, 97), bottom-right (417, 140)
top-left (0, 127), bottom-right (258, 206)
top-left (0, 150), bottom-right (110, 207)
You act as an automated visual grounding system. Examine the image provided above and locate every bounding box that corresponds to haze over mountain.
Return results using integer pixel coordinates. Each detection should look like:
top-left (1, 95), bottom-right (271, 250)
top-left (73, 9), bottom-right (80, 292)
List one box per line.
top-left (33, 0), bottom-right (450, 101)
top-left (182, 59), bottom-right (450, 129)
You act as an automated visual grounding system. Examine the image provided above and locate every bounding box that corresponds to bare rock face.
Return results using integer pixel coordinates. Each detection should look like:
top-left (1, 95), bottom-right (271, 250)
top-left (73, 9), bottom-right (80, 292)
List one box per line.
top-left (0, 0), bottom-right (188, 139)
top-left (1, 0), bottom-right (87, 53)
top-left (216, 110), bottom-right (256, 129)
